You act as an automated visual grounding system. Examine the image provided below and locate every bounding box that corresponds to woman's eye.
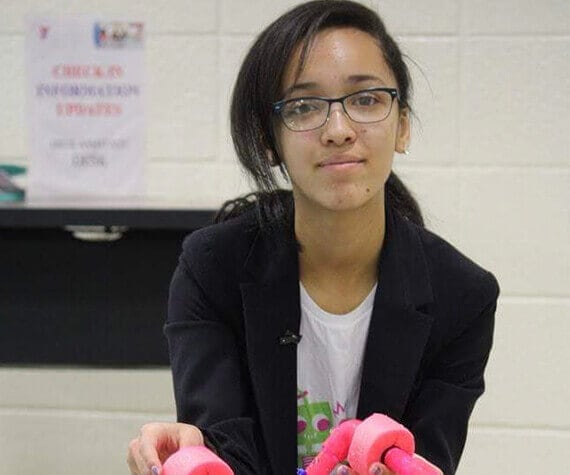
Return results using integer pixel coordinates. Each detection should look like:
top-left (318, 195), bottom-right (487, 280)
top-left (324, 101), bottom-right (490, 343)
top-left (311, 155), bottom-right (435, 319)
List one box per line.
top-left (352, 94), bottom-right (379, 107)
top-left (286, 101), bottom-right (318, 116)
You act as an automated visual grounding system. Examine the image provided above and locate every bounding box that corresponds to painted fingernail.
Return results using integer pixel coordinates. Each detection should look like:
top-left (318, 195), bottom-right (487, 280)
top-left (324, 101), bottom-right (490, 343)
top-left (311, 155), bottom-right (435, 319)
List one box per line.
top-left (151, 466), bottom-right (160, 475)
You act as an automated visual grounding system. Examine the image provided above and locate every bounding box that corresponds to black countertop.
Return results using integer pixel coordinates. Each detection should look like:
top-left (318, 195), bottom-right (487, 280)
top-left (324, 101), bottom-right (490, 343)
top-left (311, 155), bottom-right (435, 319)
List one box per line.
top-left (0, 198), bottom-right (216, 230)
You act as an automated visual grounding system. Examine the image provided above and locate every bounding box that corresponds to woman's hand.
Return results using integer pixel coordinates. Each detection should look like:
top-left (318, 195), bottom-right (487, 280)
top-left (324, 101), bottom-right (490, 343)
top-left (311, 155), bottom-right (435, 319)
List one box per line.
top-left (127, 422), bottom-right (204, 475)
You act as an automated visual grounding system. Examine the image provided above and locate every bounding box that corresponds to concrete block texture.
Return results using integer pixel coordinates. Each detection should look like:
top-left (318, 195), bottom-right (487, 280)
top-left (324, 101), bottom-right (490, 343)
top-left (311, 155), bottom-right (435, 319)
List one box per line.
top-left (0, 410), bottom-right (174, 475)
top-left (460, 38), bottom-right (570, 166)
top-left (392, 164), bottom-right (461, 245)
top-left (458, 168), bottom-right (569, 296)
top-left (370, 0), bottom-right (460, 35)
top-left (147, 35), bottom-right (218, 160)
top-left (219, 0), bottom-right (460, 35)
top-left (464, 0), bottom-right (570, 34)
top-left (400, 38), bottom-right (460, 165)
top-left (220, 0), bottom-right (304, 34)
top-left (0, 368), bottom-right (175, 413)
top-left (218, 36), bottom-right (255, 162)
top-left (0, 35), bottom-right (26, 159)
top-left (460, 426), bottom-right (569, 473)
top-left (146, 161), bottom-right (252, 207)
top-left (0, 0), bottom-right (217, 34)
top-left (471, 299), bottom-right (570, 428)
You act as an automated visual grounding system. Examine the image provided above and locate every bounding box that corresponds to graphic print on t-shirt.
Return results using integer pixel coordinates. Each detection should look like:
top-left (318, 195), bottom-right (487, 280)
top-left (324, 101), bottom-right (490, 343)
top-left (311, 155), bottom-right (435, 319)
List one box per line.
top-left (297, 387), bottom-right (334, 468)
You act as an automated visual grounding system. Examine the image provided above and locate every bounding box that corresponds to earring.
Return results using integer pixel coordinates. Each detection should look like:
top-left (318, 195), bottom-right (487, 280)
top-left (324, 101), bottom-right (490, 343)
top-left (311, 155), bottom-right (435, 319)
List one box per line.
top-left (404, 149), bottom-right (410, 155)
top-left (267, 150), bottom-right (277, 166)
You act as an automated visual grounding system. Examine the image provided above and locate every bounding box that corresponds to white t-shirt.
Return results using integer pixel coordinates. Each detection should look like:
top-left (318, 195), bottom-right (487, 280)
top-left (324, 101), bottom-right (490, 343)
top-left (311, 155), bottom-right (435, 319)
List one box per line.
top-left (296, 282), bottom-right (376, 468)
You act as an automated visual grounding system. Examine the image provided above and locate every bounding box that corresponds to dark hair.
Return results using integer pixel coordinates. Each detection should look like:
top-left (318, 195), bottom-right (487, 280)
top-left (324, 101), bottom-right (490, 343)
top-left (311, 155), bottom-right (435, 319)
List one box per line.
top-left (219, 0), bottom-right (423, 229)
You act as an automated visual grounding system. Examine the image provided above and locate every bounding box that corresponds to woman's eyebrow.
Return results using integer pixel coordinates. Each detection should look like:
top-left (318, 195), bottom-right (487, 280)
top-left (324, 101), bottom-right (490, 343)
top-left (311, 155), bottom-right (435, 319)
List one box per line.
top-left (282, 75), bottom-right (387, 98)
top-left (347, 74), bottom-right (386, 85)
top-left (282, 82), bottom-right (318, 97)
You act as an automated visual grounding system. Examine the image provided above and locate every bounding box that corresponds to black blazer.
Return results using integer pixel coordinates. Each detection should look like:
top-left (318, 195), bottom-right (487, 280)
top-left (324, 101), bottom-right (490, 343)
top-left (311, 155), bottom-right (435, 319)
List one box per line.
top-left (165, 204), bottom-right (499, 475)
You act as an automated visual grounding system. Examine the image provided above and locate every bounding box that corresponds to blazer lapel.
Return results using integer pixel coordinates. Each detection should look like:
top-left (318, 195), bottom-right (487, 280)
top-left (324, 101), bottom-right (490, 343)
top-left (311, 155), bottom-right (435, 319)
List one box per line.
top-left (358, 206), bottom-right (435, 421)
top-left (240, 232), bottom-right (300, 474)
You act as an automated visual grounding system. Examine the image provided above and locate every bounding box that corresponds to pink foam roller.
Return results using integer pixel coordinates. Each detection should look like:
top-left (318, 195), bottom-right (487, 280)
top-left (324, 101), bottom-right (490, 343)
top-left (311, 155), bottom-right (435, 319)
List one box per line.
top-left (162, 446), bottom-right (234, 475)
top-left (347, 414), bottom-right (414, 474)
top-left (384, 447), bottom-right (440, 475)
top-left (306, 419), bottom-right (361, 475)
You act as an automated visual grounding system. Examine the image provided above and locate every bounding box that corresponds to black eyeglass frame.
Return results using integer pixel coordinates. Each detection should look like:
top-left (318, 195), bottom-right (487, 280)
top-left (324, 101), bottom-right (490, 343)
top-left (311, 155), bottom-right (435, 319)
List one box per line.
top-left (272, 87), bottom-right (400, 132)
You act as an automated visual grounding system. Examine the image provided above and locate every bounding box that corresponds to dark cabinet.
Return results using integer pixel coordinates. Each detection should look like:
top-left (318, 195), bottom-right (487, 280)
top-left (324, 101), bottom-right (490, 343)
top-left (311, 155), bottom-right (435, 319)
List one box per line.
top-left (0, 202), bottom-right (214, 366)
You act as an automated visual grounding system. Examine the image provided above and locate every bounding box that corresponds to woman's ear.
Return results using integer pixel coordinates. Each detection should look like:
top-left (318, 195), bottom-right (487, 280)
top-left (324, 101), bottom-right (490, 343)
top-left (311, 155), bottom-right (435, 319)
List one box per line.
top-left (395, 108), bottom-right (411, 154)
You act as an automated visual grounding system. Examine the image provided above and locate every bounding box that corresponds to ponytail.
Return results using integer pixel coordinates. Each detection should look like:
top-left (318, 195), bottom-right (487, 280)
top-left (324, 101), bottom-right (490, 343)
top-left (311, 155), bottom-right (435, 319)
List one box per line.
top-left (385, 172), bottom-right (424, 227)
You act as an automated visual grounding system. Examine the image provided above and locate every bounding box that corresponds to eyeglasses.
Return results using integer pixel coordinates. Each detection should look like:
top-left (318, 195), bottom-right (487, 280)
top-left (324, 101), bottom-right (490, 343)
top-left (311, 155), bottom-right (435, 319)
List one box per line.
top-left (272, 87), bottom-right (399, 132)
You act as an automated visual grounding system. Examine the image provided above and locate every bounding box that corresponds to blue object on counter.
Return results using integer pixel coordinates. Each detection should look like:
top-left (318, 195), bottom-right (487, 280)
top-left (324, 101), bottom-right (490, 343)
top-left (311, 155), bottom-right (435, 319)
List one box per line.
top-left (0, 164), bottom-right (26, 176)
top-left (0, 164), bottom-right (26, 202)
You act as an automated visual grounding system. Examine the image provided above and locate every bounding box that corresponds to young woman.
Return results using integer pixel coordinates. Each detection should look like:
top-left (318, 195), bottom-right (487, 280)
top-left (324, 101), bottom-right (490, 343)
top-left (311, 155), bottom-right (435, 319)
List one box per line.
top-left (127, 1), bottom-right (499, 474)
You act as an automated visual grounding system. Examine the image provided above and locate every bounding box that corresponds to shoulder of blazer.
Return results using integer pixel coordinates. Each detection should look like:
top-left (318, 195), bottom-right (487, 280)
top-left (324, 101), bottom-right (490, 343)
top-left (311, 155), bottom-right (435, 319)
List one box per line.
top-left (180, 210), bottom-right (260, 273)
top-left (412, 221), bottom-right (499, 300)
top-left (398, 217), bottom-right (500, 338)
top-left (174, 210), bottom-right (263, 321)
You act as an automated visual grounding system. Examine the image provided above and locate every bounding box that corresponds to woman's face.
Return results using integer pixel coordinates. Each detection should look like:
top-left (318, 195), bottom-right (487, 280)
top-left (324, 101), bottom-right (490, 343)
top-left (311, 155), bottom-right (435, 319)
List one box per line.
top-left (275, 27), bottom-right (409, 214)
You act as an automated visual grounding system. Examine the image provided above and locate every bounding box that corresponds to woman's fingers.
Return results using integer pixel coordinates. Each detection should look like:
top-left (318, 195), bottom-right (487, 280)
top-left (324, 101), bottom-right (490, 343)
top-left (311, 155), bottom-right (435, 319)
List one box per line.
top-left (366, 456), bottom-right (442, 475)
top-left (127, 422), bottom-right (206, 475)
top-left (126, 437), bottom-right (141, 474)
top-left (137, 424), bottom-right (165, 474)
top-left (177, 424), bottom-right (204, 447)
top-left (330, 463), bottom-right (358, 475)
top-left (127, 435), bottom-right (157, 475)
top-left (367, 461), bottom-right (395, 474)
top-left (328, 462), bottom-right (395, 475)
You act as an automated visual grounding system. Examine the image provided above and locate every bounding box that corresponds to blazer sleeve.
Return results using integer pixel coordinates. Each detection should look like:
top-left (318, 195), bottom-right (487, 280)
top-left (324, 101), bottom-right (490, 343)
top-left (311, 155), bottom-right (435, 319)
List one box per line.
top-left (164, 231), bottom-right (264, 474)
top-left (402, 271), bottom-right (500, 475)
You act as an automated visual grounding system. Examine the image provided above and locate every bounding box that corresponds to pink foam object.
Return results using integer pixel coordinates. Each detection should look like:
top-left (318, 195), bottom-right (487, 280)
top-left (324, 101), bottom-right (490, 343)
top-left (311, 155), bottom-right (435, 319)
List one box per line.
top-left (348, 414), bottom-right (438, 475)
top-left (384, 447), bottom-right (440, 475)
top-left (162, 446), bottom-right (234, 475)
top-left (306, 419), bottom-right (361, 475)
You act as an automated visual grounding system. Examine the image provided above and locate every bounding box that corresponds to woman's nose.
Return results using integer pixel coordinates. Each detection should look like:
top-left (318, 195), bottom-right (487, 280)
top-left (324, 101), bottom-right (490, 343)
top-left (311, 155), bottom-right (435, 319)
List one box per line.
top-left (320, 103), bottom-right (357, 145)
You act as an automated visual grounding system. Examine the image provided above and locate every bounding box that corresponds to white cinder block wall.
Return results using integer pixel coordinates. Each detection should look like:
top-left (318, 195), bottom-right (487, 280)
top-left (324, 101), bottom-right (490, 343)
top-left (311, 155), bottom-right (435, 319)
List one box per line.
top-left (1, 0), bottom-right (568, 473)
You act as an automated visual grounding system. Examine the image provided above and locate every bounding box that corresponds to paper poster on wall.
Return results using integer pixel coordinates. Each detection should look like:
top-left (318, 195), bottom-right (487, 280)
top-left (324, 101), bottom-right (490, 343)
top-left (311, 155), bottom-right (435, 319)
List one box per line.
top-left (26, 16), bottom-right (145, 199)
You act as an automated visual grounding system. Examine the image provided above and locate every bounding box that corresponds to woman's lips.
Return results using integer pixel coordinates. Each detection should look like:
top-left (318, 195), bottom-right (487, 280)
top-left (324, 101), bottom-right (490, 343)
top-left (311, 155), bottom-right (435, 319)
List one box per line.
top-left (318, 155), bottom-right (365, 170)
